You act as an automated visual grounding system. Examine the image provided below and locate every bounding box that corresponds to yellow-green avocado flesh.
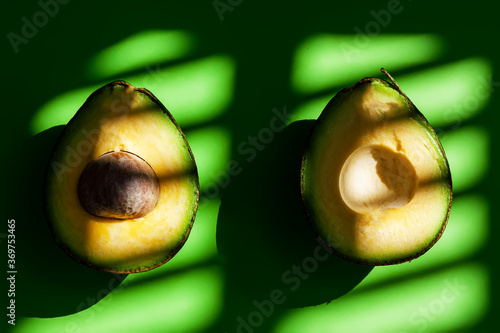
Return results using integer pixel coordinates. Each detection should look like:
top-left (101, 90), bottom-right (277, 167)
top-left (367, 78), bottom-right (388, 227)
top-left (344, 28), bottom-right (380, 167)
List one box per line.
top-left (44, 81), bottom-right (199, 273)
top-left (301, 77), bottom-right (452, 265)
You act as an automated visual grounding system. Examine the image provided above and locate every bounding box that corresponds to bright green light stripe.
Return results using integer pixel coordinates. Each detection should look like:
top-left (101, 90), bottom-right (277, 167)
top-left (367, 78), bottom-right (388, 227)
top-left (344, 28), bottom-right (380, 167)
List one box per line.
top-left (14, 267), bottom-right (223, 333)
top-left (356, 194), bottom-right (488, 288)
top-left (440, 126), bottom-right (489, 193)
top-left (30, 85), bottom-right (101, 135)
top-left (292, 34), bottom-right (442, 94)
top-left (124, 55), bottom-right (235, 127)
top-left (288, 95), bottom-right (331, 124)
top-left (289, 57), bottom-right (492, 126)
top-left (185, 127), bottom-right (231, 191)
top-left (398, 58), bottom-right (491, 128)
top-left (274, 263), bottom-right (488, 333)
top-left (30, 55), bottom-right (235, 135)
top-left (86, 30), bottom-right (195, 80)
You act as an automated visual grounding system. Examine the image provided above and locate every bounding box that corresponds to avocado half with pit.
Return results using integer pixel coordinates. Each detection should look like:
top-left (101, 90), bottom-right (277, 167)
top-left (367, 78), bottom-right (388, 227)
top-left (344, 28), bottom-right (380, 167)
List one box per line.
top-left (44, 81), bottom-right (199, 273)
top-left (300, 71), bottom-right (452, 265)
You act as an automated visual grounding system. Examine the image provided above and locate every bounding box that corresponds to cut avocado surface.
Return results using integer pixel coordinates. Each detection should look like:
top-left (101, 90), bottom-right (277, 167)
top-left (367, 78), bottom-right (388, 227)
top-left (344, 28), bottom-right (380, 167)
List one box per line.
top-left (44, 81), bottom-right (199, 273)
top-left (301, 72), bottom-right (452, 265)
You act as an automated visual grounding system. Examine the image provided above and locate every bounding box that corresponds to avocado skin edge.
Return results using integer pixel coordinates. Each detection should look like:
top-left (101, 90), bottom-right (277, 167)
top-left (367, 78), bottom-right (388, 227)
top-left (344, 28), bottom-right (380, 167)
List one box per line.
top-left (43, 81), bottom-right (200, 274)
top-left (299, 77), bottom-right (453, 266)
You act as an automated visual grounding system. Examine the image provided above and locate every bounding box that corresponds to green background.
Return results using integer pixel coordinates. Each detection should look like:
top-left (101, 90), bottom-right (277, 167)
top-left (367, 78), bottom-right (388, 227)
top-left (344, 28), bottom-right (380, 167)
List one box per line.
top-left (2, 0), bottom-right (498, 332)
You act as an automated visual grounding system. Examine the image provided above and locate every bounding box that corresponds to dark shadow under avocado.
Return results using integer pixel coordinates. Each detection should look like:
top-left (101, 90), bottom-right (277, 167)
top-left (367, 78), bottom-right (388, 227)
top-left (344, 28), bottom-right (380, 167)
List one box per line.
top-left (5, 126), bottom-right (127, 318)
top-left (216, 120), bottom-right (372, 329)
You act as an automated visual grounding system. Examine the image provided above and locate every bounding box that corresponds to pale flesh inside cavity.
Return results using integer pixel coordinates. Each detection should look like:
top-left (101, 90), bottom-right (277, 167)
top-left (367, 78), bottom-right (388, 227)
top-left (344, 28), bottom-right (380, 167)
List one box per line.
top-left (339, 145), bottom-right (417, 214)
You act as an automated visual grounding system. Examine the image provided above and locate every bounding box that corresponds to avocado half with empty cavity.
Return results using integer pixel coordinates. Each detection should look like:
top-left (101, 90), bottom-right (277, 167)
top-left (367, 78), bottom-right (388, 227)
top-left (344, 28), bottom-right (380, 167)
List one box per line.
top-left (300, 70), bottom-right (452, 265)
top-left (44, 81), bottom-right (199, 273)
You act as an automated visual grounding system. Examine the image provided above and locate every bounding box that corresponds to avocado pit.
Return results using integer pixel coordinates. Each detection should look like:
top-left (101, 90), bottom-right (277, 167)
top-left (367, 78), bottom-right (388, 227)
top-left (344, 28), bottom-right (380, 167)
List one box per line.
top-left (78, 151), bottom-right (160, 220)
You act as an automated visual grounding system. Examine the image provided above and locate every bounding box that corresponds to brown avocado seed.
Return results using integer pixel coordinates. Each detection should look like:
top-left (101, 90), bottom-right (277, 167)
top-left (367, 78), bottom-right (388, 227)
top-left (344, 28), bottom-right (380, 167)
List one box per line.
top-left (78, 151), bottom-right (160, 220)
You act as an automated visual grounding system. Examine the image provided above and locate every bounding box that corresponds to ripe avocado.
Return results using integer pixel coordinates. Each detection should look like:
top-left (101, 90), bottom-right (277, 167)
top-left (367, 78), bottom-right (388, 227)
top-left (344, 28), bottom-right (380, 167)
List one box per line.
top-left (44, 81), bottom-right (199, 273)
top-left (300, 70), bottom-right (452, 265)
